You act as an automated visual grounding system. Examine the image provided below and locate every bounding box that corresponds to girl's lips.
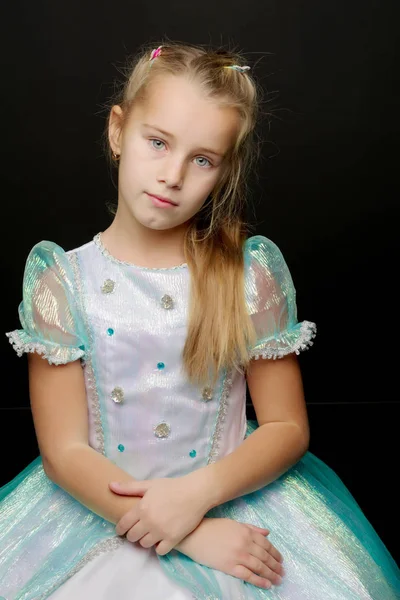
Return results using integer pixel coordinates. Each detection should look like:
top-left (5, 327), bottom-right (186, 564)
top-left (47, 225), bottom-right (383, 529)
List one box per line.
top-left (147, 193), bottom-right (177, 208)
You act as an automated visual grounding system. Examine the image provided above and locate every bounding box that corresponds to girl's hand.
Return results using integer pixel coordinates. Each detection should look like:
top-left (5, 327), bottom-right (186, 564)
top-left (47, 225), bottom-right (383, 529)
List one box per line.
top-left (176, 517), bottom-right (285, 590)
top-left (109, 474), bottom-right (212, 555)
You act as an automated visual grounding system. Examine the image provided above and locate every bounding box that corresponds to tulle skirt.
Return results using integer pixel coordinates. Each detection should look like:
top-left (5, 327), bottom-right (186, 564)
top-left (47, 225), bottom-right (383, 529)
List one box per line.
top-left (1, 420), bottom-right (399, 600)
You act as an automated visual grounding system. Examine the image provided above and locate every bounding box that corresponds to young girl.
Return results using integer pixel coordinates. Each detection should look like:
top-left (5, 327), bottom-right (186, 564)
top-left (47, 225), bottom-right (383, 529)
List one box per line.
top-left (0, 40), bottom-right (398, 600)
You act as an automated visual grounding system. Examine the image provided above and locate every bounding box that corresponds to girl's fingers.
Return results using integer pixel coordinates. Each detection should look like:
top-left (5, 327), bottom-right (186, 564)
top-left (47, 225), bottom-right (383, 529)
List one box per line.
top-left (244, 552), bottom-right (283, 587)
top-left (245, 523), bottom-right (270, 536)
top-left (253, 531), bottom-right (284, 564)
top-left (138, 533), bottom-right (158, 549)
top-left (250, 541), bottom-right (284, 582)
top-left (155, 539), bottom-right (173, 556)
top-left (264, 537), bottom-right (284, 564)
top-left (115, 513), bottom-right (139, 536)
top-left (126, 522), bottom-right (149, 544)
top-left (232, 563), bottom-right (272, 590)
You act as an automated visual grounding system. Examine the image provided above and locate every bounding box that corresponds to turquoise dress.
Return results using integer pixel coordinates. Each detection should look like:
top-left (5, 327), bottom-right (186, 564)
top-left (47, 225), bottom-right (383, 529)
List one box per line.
top-left (0, 232), bottom-right (398, 599)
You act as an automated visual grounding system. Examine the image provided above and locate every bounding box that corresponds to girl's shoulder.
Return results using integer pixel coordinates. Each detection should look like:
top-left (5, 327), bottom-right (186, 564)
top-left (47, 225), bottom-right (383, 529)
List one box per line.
top-left (19, 237), bottom-right (97, 302)
top-left (245, 234), bottom-right (279, 252)
top-left (22, 237), bottom-right (97, 278)
top-left (244, 234), bottom-right (286, 269)
top-left (26, 237), bottom-right (94, 262)
top-left (6, 238), bottom-right (92, 365)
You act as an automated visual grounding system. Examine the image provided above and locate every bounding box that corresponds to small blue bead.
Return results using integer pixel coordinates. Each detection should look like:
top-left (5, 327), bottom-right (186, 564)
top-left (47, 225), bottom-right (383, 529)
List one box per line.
top-left (117, 444), bottom-right (125, 452)
top-left (189, 449), bottom-right (197, 458)
top-left (107, 328), bottom-right (114, 336)
top-left (157, 362), bottom-right (165, 370)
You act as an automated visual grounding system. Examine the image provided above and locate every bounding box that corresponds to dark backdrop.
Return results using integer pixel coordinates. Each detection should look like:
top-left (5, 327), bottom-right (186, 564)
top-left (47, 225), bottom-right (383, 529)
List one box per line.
top-left (1, 0), bottom-right (398, 565)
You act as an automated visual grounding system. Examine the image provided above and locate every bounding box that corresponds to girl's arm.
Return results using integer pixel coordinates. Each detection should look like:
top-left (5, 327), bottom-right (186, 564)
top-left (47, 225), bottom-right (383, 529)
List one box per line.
top-left (110, 352), bottom-right (309, 525)
top-left (28, 351), bottom-right (140, 524)
top-left (196, 352), bottom-right (310, 511)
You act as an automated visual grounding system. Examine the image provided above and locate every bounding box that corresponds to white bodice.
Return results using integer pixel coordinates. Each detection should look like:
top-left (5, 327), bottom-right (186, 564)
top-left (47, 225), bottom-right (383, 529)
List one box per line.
top-left (67, 234), bottom-right (247, 480)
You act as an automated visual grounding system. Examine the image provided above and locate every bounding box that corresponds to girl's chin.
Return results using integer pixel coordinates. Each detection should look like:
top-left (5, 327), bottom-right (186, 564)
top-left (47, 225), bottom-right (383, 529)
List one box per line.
top-left (138, 216), bottom-right (179, 231)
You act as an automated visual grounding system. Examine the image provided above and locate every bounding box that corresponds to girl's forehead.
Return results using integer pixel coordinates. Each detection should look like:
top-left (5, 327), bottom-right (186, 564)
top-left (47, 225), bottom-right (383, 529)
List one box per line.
top-left (130, 76), bottom-right (240, 148)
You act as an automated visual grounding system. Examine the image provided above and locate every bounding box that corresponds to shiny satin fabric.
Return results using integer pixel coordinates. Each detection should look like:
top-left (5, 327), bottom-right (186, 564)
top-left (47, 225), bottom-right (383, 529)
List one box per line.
top-left (160, 420), bottom-right (400, 599)
top-left (1, 233), bottom-right (397, 599)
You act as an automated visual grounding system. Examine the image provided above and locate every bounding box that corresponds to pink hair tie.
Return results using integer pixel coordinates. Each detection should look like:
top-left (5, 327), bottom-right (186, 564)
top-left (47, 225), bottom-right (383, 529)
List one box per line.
top-left (149, 46), bottom-right (163, 61)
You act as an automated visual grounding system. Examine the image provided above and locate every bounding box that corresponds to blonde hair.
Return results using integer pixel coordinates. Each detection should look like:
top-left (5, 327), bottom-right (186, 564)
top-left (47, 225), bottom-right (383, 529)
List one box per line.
top-left (102, 39), bottom-right (267, 389)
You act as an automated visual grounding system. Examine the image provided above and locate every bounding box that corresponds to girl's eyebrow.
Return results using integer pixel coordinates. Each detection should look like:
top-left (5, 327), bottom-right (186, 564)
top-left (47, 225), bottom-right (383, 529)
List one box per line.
top-left (142, 123), bottom-right (226, 158)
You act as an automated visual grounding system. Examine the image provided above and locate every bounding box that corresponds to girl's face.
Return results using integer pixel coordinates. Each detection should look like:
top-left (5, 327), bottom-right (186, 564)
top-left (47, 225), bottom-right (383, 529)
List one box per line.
top-left (109, 75), bottom-right (240, 231)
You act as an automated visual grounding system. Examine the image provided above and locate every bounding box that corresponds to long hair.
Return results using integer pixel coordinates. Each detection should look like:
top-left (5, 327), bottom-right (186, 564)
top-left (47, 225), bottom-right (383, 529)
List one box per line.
top-left (102, 39), bottom-right (265, 389)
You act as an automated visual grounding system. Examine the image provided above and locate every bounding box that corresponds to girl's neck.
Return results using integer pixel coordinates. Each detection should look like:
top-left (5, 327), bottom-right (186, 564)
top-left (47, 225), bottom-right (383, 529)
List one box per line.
top-left (101, 216), bottom-right (187, 269)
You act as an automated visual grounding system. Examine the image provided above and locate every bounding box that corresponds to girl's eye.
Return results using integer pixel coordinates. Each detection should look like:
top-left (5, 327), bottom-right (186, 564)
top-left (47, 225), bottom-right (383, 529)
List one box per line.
top-left (194, 156), bottom-right (212, 168)
top-left (149, 138), bottom-right (212, 168)
top-left (150, 138), bottom-right (166, 151)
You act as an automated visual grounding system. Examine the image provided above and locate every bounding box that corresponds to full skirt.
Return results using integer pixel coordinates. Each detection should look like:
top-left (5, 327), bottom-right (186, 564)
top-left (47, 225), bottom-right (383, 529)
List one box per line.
top-left (0, 421), bottom-right (399, 600)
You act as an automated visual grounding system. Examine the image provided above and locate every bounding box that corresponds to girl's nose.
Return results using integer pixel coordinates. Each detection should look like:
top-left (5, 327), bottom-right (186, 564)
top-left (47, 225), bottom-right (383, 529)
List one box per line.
top-left (158, 158), bottom-right (185, 188)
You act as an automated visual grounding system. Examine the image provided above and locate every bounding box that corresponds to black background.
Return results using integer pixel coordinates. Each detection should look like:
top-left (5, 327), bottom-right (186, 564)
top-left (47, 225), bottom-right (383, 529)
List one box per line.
top-left (1, 0), bottom-right (398, 565)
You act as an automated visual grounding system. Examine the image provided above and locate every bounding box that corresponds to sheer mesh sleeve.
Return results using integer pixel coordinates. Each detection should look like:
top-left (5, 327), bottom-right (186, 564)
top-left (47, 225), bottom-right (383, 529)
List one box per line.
top-left (5, 240), bottom-right (88, 365)
top-left (244, 235), bottom-right (317, 360)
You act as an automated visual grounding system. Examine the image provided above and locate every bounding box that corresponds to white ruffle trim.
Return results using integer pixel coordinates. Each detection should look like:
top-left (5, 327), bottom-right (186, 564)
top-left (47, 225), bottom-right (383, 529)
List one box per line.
top-left (250, 320), bottom-right (317, 360)
top-left (5, 330), bottom-right (85, 365)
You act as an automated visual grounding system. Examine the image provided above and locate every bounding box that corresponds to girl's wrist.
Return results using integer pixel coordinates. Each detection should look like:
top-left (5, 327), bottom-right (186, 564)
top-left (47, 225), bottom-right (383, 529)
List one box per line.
top-left (175, 517), bottom-right (210, 554)
top-left (184, 467), bottom-right (221, 513)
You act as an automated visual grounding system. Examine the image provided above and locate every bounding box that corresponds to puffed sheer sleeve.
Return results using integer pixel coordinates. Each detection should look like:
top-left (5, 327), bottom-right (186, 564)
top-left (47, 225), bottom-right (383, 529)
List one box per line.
top-left (5, 240), bottom-right (88, 365)
top-left (244, 235), bottom-right (317, 360)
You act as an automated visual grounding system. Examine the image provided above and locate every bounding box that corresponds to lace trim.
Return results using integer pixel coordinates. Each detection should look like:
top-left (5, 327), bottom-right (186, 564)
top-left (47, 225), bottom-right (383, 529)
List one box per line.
top-left (250, 320), bottom-right (317, 360)
top-left (39, 537), bottom-right (124, 600)
top-left (207, 368), bottom-right (235, 464)
top-left (68, 252), bottom-right (106, 455)
top-left (5, 330), bottom-right (84, 365)
top-left (93, 232), bottom-right (188, 271)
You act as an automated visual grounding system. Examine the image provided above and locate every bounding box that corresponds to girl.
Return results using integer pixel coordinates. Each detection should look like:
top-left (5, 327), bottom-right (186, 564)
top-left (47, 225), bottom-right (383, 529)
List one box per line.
top-left (0, 40), bottom-right (398, 600)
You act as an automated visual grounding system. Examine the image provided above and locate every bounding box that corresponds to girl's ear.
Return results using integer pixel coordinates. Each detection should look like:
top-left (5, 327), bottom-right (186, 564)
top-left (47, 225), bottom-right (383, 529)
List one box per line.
top-left (108, 104), bottom-right (124, 155)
